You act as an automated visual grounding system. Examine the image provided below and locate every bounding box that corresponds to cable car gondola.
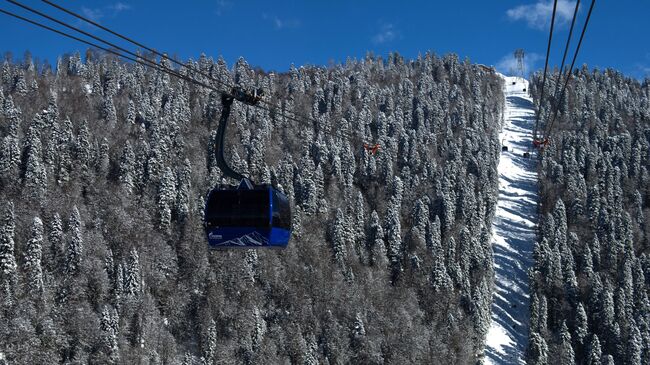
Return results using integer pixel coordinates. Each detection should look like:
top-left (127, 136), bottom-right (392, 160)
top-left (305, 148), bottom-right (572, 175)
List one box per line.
top-left (363, 143), bottom-right (381, 155)
top-left (204, 89), bottom-right (292, 248)
top-left (532, 138), bottom-right (549, 149)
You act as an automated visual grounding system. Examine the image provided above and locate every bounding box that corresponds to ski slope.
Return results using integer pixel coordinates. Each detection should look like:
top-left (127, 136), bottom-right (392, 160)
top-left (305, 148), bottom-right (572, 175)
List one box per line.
top-left (484, 76), bottom-right (538, 364)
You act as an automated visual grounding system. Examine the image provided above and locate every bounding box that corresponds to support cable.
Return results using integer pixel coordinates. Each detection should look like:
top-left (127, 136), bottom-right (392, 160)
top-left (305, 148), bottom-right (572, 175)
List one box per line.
top-left (549, 0), bottom-right (580, 110)
top-left (2, 2), bottom-right (347, 140)
top-left (532, 0), bottom-right (558, 142)
top-left (39, 0), bottom-right (317, 126)
top-left (544, 0), bottom-right (596, 140)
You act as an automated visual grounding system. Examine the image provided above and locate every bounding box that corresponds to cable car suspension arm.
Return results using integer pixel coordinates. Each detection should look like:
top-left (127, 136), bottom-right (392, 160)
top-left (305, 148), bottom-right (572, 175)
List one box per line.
top-left (214, 87), bottom-right (264, 182)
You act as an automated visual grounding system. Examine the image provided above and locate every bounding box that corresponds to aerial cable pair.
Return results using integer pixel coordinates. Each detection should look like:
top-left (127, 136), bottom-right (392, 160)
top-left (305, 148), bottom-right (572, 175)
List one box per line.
top-left (2, 0), bottom-right (371, 146)
top-left (532, 0), bottom-right (595, 149)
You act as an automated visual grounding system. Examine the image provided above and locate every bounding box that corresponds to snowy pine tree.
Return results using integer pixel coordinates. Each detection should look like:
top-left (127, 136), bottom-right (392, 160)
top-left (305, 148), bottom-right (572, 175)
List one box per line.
top-left (99, 306), bottom-right (120, 364)
top-left (23, 217), bottom-right (44, 300)
top-left (158, 167), bottom-right (176, 231)
top-left (0, 201), bottom-right (17, 302)
top-left (527, 332), bottom-right (548, 365)
top-left (176, 159), bottom-right (192, 222)
top-left (203, 319), bottom-right (218, 365)
top-left (368, 210), bottom-right (388, 270)
top-left (587, 334), bottom-right (602, 365)
top-left (385, 202), bottom-right (403, 277)
top-left (330, 208), bottom-right (349, 270)
top-left (627, 320), bottom-right (642, 365)
top-left (23, 126), bottom-right (47, 200)
top-left (65, 206), bottom-right (83, 276)
top-left (559, 321), bottom-right (575, 365)
top-left (119, 141), bottom-right (136, 193)
top-left (48, 213), bottom-right (64, 273)
top-left (125, 248), bottom-right (141, 298)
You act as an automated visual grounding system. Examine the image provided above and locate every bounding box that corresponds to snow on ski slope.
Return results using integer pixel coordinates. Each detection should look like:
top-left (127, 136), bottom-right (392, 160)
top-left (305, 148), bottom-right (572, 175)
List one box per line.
top-left (484, 76), bottom-right (538, 364)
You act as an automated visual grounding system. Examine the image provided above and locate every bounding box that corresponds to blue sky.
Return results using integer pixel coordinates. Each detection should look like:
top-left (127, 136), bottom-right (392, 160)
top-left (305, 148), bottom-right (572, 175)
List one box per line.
top-left (1, 1), bottom-right (649, 79)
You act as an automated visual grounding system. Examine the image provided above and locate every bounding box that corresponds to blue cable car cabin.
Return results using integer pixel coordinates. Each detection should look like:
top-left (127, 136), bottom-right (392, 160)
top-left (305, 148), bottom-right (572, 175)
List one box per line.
top-left (203, 89), bottom-right (291, 248)
top-left (204, 182), bottom-right (291, 248)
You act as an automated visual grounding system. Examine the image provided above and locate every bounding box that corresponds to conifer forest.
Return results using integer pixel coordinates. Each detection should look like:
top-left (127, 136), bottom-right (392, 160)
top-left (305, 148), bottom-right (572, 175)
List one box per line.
top-left (0, 52), bottom-right (506, 364)
top-left (0, 48), bottom-right (648, 365)
top-left (527, 69), bottom-right (650, 364)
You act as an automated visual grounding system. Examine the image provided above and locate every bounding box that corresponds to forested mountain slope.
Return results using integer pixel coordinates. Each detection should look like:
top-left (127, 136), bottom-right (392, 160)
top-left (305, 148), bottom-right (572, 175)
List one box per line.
top-left (527, 69), bottom-right (650, 364)
top-left (0, 52), bottom-right (503, 364)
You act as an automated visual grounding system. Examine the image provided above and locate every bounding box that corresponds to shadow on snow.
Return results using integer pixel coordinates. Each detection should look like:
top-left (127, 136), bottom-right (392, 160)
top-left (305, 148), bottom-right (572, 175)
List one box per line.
top-left (485, 82), bottom-right (538, 365)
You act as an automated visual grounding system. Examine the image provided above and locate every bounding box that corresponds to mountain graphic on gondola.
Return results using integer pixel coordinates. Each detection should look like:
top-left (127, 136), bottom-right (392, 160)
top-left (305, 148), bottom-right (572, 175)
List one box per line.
top-left (211, 231), bottom-right (270, 247)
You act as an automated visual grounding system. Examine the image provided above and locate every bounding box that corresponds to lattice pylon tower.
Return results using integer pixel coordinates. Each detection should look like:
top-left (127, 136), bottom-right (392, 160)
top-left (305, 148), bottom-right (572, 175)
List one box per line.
top-left (514, 49), bottom-right (525, 79)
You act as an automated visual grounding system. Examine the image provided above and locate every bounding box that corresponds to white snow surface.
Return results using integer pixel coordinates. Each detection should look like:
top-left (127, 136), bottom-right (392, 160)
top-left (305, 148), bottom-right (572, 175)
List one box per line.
top-left (484, 75), bottom-right (538, 364)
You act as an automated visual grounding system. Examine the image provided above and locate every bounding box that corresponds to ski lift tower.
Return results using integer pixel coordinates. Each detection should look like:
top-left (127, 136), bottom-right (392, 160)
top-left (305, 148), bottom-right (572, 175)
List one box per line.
top-left (514, 49), bottom-right (525, 80)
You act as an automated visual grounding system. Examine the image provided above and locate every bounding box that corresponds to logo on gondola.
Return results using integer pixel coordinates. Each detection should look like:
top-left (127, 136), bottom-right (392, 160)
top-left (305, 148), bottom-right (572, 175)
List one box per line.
top-left (208, 232), bottom-right (222, 240)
